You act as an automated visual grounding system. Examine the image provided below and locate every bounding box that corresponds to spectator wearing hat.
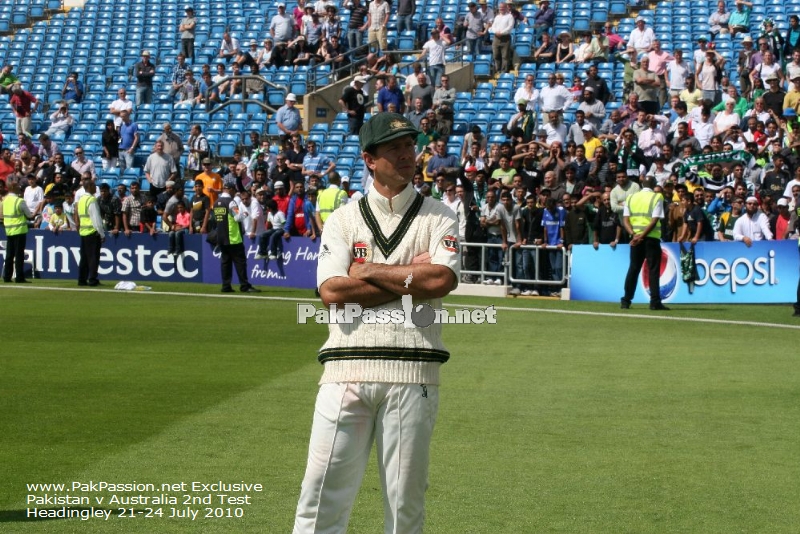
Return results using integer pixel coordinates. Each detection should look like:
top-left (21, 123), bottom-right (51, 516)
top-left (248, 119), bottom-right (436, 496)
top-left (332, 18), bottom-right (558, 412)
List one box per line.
top-left (772, 196), bottom-right (792, 239)
top-left (134, 51), bottom-right (156, 105)
top-left (60, 72), bottom-right (83, 104)
top-left (218, 32), bottom-right (241, 63)
top-left (417, 28), bottom-right (447, 88)
top-left (626, 17), bottom-right (655, 56)
top-left (531, 0), bottom-right (554, 43)
top-left (490, 2), bottom-right (515, 74)
top-left (340, 76), bottom-right (368, 135)
top-left (728, 0), bottom-right (754, 38)
top-left (578, 86), bottom-right (606, 131)
top-left (180, 6), bottom-right (196, 61)
top-left (271, 3), bottom-right (296, 50)
top-left (737, 36), bottom-right (757, 98)
top-left (196, 158), bottom-right (223, 205)
top-left (762, 73), bottom-right (787, 116)
top-left (463, 2), bottom-right (486, 57)
top-left (275, 93), bottom-right (302, 140)
top-left (783, 74), bottom-right (800, 113)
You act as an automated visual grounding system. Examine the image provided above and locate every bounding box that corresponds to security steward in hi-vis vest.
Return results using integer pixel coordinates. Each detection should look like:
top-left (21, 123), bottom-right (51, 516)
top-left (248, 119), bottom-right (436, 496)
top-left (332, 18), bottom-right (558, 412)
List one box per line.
top-left (76, 179), bottom-right (106, 287)
top-left (213, 183), bottom-right (260, 293)
top-left (315, 172), bottom-right (349, 231)
top-left (2, 180), bottom-right (33, 283)
top-left (620, 177), bottom-right (670, 310)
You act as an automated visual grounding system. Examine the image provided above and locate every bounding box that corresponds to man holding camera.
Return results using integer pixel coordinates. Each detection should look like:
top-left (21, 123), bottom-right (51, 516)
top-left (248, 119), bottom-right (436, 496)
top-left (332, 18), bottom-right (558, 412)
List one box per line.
top-left (61, 72), bottom-right (83, 104)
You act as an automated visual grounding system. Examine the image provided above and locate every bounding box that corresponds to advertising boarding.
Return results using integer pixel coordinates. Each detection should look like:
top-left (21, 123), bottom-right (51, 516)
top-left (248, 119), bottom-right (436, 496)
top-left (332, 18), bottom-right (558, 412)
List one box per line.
top-left (570, 241), bottom-right (799, 304)
top-left (0, 230), bottom-right (319, 289)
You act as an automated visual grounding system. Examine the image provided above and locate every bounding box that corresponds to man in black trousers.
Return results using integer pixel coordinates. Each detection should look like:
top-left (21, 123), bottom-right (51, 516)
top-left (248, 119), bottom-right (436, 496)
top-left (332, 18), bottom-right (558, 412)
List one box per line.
top-left (620, 177), bottom-right (669, 310)
top-left (2, 180), bottom-right (33, 283)
top-left (76, 179), bottom-right (105, 287)
top-left (213, 183), bottom-right (260, 293)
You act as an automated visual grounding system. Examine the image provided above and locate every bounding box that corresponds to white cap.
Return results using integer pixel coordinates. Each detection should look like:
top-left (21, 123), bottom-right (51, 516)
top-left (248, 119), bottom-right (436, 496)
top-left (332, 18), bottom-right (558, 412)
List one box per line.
top-left (286, 93), bottom-right (297, 101)
top-left (354, 75), bottom-right (368, 84)
top-left (581, 124), bottom-right (593, 131)
top-left (777, 197), bottom-right (790, 206)
top-left (746, 196), bottom-right (758, 204)
top-left (274, 181), bottom-right (285, 189)
top-left (341, 176), bottom-right (350, 183)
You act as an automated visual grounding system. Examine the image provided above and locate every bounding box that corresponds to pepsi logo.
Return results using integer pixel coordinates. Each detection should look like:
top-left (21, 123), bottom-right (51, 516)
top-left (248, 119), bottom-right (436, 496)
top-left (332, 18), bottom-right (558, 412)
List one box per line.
top-left (641, 248), bottom-right (679, 302)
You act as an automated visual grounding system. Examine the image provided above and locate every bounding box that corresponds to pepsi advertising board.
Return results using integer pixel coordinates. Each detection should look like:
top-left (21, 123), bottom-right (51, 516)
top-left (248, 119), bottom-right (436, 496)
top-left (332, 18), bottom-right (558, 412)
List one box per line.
top-left (0, 229), bottom-right (319, 289)
top-left (570, 241), bottom-right (800, 304)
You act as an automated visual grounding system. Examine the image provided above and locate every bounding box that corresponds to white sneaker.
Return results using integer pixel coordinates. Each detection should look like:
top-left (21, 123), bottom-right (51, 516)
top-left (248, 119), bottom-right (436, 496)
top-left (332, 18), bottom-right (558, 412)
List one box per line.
top-left (482, 279), bottom-right (493, 285)
top-left (531, 290), bottom-right (540, 296)
top-left (268, 254), bottom-right (277, 260)
top-left (493, 279), bottom-right (502, 285)
top-left (551, 291), bottom-right (561, 298)
top-left (521, 290), bottom-right (532, 296)
top-left (255, 253), bottom-right (267, 260)
top-left (509, 288), bottom-right (521, 296)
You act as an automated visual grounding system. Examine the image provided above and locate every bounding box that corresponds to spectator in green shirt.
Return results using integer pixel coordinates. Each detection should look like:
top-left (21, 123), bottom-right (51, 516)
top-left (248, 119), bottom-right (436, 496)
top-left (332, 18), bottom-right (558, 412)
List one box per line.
top-left (0, 65), bottom-right (20, 95)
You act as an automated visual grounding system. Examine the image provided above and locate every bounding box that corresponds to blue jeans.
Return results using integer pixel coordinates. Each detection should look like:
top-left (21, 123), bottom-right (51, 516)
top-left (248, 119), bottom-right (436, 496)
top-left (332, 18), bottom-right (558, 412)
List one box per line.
top-left (466, 38), bottom-right (481, 57)
top-left (533, 24), bottom-right (551, 43)
top-left (136, 85), bottom-right (153, 106)
top-left (397, 14), bottom-right (414, 34)
top-left (119, 150), bottom-right (135, 170)
top-left (428, 64), bottom-right (444, 88)
top-left (509, 244), bottom-right (524, 289)
top-left (548, 249), bottom-right (563, 282)
top-left (485, 234), bottom-right (503, 279)
top-left (257, 229), bottom-right (283, 256)
top-left (702, 89), bottom-right (720, 106)
top-left (347, 29), bottom-right (363, 55)
top-left (347, 116), bottom-right (363, 136)
top-left (169, 229), bottom-right (187, 254)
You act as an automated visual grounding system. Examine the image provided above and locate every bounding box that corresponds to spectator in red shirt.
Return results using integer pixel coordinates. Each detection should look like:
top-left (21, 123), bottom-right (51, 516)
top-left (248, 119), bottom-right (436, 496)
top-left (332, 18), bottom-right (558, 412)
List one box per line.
top-left (9, 84), bottom-right (38, 136)
top-left (0, 148), bottom-right (14, 182)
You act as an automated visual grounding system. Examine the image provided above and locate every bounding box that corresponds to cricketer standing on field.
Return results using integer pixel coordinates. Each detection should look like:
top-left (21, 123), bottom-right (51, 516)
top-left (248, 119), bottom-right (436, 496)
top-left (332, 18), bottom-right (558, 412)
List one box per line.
top-left (293, 113), bottom-right (461, 533)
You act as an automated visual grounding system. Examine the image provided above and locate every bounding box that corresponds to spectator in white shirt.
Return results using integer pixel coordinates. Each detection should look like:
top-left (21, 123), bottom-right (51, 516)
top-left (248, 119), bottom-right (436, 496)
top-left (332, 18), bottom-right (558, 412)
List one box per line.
top-left (733, 196), bottom-right (774, 245)
top-left (489, 2), bottom-right (515, 74)
top-left (626, 18), bottom-right (655, 55)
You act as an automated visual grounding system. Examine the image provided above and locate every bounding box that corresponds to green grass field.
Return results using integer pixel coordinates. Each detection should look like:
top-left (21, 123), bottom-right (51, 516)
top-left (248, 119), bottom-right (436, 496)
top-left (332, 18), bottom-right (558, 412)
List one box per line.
top-left (2, 282), bottom-right (799, 533)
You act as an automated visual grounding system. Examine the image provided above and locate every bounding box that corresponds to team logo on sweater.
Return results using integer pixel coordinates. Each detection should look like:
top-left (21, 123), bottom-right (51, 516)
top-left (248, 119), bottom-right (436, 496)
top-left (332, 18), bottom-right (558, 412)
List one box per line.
top-left (353, 242), bottom-right (370, 263)
top-left (442, 235), bottom-right (459, 253)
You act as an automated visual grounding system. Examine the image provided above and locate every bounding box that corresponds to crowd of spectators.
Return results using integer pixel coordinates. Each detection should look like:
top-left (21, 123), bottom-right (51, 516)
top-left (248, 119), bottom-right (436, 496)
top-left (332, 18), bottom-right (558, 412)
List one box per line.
top-left (1, 0), bottom-right (800, 289)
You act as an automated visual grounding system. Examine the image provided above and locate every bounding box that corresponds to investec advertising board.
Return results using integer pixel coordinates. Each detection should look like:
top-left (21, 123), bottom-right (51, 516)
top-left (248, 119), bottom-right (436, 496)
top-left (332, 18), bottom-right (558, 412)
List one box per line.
top-left (0, 230), bottom-right (318, 289)
top-left (571, 241), bottom-right (799, 304)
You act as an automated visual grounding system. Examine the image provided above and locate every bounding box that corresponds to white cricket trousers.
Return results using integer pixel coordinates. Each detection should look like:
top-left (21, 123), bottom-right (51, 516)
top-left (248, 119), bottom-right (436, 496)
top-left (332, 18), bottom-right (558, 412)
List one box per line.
top-left (293, 382), bottom-right (439, 534)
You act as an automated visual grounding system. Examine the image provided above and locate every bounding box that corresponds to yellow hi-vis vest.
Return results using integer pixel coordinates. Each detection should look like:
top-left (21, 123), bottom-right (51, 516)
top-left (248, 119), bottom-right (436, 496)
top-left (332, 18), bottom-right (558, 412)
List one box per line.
top-left (2, 195), bottom-right (28, 236)
top-left (627, 189), bottom-right (662, 240)
top-left (317, 186), bottom-right (348, 224)
top-left (78, 195), bottom-right (98, 237)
